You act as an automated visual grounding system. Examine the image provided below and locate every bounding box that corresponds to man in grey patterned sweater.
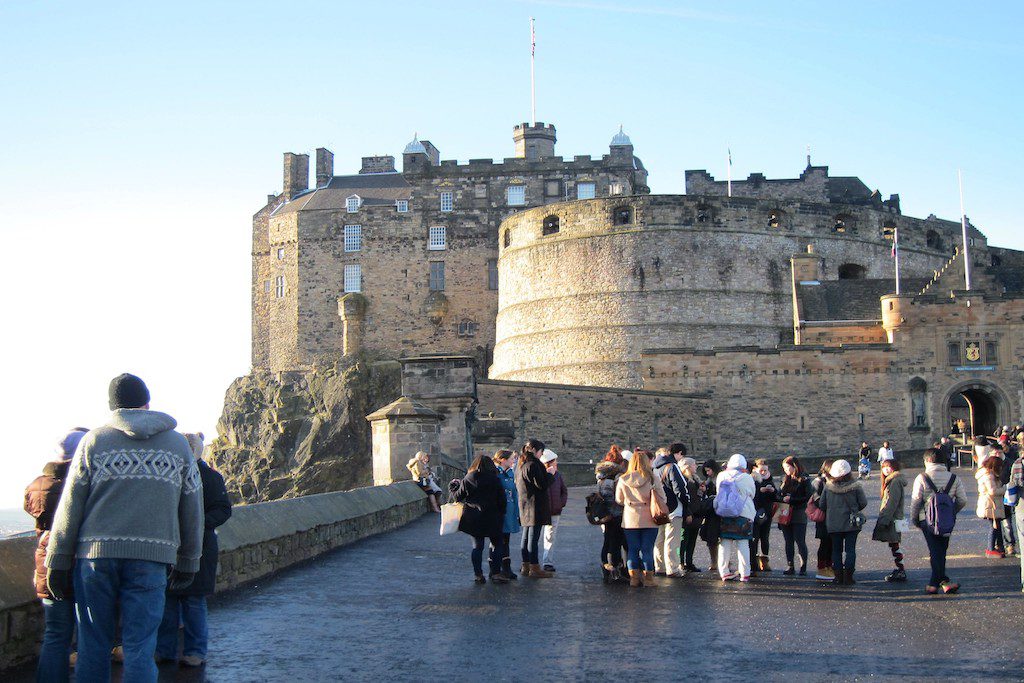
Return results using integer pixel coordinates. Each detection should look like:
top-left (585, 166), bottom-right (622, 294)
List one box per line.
top-left (45, 373), bottom-right (204, 682)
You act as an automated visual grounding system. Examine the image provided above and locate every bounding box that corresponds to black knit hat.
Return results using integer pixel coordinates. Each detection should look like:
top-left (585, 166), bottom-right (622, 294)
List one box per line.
top-left (108, 373), bottom-right (150, 410)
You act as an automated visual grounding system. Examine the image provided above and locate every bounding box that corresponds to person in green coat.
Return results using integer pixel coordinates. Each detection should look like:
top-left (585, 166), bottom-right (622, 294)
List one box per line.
top-left (871, 459), bottom-right (908, 582)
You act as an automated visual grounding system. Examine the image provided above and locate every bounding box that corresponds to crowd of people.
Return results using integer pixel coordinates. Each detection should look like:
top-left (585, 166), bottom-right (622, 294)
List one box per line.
top-left (22, 374), bottom-right (230, 682)
top-left (439, 435), bottom-right (1024, 595)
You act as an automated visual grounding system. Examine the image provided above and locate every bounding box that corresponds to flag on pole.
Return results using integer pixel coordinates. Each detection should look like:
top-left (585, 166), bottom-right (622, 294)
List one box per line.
top-left (728, 148), bottom-right (732, 166)
top-left (891, 228), bottom-right (897, 257)
top-left (531, 19), bottom-right (535, 56)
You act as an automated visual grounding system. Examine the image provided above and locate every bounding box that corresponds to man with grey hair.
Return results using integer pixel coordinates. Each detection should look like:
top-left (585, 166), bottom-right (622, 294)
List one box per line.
top-left (45, 373), bottom-right (204, 682)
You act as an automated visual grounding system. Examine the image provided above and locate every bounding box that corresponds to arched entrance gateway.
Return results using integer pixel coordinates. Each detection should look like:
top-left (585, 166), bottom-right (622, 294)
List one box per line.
top-left (945, 381), bottom-right (1008, 440)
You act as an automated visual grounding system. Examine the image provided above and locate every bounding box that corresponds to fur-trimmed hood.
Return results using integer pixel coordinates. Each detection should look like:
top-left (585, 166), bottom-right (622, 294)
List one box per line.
top-left (595, 461), bottom-right (621, 480)
top-left (825, 478), bottom-right (863, 495)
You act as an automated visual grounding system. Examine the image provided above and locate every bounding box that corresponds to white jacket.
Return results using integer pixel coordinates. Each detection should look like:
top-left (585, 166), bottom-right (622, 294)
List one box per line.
top-left (715, 469), bottom-right (757, 521)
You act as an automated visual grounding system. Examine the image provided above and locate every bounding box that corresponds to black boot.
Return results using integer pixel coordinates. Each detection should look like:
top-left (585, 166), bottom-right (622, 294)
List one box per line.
top-left (501, 558), bottom-right (517, 581)
top-left (783, 563), bottom-right (795, 576)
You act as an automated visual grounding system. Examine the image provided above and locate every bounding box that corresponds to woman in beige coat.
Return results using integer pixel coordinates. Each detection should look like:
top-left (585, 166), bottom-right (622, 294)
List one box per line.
top-left (615, 449), bottom-right (669, 587)
top-left (976, 458), bottom-right (1006, 557)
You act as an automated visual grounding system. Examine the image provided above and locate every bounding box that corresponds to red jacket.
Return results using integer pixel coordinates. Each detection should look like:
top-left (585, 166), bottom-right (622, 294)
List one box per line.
top-left (24, 461), bottom-right (71, 600)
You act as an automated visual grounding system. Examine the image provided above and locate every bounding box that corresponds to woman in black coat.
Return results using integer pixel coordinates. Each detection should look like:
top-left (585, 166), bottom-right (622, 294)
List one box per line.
top-left (698, 458), bottom-right (722, 570)
top-left (454, 454), bottom-right (508, 584)
top-left (156, 435), bottom-right (232, 666)
top-left (515, 438), bottom-right (553, 578)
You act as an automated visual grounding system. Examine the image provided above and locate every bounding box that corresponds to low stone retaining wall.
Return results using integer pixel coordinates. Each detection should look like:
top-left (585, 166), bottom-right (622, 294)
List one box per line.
top-left (0, 481), bottom-right (429, 672)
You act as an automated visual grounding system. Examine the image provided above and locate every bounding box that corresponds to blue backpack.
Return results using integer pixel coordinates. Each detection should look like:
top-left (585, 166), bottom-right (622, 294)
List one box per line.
top-left (923, 474), bottom-right (957, 536)
top-left (714, 475), bottom-right (746, 518)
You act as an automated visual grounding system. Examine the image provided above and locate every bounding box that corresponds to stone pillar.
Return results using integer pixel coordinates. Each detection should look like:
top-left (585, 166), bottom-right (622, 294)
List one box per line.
top-left (400, 356), bottom-right (478, 467)
top-left (338, 293), bottom-right (368, 356)
top-left (365, 397), bottom-right (443, 486)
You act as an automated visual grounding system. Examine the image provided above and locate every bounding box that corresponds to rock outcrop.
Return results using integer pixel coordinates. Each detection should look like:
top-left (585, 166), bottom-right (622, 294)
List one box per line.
top-left (209, 356), bottom-right (401, 503)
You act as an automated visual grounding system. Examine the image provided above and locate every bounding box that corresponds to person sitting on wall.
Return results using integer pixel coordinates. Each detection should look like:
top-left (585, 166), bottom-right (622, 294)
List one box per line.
top-left (408, 450), bottom-right (442, 512)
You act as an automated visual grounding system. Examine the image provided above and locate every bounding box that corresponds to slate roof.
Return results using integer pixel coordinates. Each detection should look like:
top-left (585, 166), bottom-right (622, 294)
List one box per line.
top-left (825, 176), bottom-right (873, 203)
top-left (797, 278), bottom-right (930, 322)
top-left (275, 173), bottom-right (412, 214)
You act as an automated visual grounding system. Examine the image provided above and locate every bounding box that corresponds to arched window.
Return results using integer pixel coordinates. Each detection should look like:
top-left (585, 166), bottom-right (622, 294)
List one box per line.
top-left (503, 229), bottom-right (512, 248)
top-left (768, 211), bottom-right (782, 228)
top-left (542, 215), bottom-right (560, 236)
top-left (909, 377), bottom-right (928, 428)
top-left (613, 206), bottom-right (633, 226)
top-left (926, 229), bottom-right (944, 251)
top-left (838, 263), bottom-right (867, 279)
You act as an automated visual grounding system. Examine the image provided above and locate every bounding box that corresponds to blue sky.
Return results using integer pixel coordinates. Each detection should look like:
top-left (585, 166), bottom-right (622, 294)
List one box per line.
top-left (1, 0), bottom-right (1021, 511)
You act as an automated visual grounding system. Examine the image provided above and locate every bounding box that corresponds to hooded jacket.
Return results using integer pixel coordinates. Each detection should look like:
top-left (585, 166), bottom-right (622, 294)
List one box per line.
top-left (909, 463), bottom-right (968, 526)
top-left (45, 410), bottom-right (204, 572)
top-left (652, 453), bottom-right (690, 518)
top-left (595, 461), bottom-right (624, 520)
top-left (24, 460), bottom-right (71, 599)
top-left (819, 478), bottom-right (868, 534)
top-left (975, 468), bottom-right (1006, 520)
top-left (715, 467), bottom-right (757, 521)
top-left (547, 469), bottom-right (569, 517)
top-left (497, 466), bottom-right (521, 534)
top-left (615, 469), bottom-right (668, 529)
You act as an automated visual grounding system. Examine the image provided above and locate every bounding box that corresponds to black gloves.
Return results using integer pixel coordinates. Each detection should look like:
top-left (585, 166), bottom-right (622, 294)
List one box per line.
top-left (167, 570), bottom-right (196, 592)
top-left (46, 568), bottom-right (72, 601)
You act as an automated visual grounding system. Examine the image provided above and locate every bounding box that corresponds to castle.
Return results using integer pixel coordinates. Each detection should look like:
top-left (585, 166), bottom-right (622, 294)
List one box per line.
top-left (250, 122), bottom-right (1024, 465)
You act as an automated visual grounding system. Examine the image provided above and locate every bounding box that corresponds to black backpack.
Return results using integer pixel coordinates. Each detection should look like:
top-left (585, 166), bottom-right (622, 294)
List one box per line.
top-left (585, 492), bottom-right (610, 525)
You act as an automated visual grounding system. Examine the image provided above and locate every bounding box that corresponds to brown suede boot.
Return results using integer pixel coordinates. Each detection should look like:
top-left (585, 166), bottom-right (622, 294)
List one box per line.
top-left (759, 555), bottom-right (772, 572)
top-left (520, 562), bottom-right (531, 578)
top-left (643, 571), bottom-right (658, 587)
top-left (629, 569), bottom-right (642, 587)
top-left (529, 563), bottom-right (553, 578)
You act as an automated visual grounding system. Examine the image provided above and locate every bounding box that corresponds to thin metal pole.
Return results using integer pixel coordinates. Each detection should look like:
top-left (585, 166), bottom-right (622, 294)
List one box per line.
top-left (530, 18), bottom-right (536, 126)
top-left (727, 148), bottom-right (732, 197)
top-left (959, 169), bottom-right (972, 290)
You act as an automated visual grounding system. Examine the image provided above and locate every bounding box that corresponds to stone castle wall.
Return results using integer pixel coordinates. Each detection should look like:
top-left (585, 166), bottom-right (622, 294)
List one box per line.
top-left (491, 195), bottom-right (963, 388)
top-left (475, 378), bottom-right (710, 461)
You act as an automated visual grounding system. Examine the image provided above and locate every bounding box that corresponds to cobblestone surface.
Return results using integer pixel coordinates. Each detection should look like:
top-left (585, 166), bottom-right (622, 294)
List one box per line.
top-left (9, 471), bottom-right (1023, 682)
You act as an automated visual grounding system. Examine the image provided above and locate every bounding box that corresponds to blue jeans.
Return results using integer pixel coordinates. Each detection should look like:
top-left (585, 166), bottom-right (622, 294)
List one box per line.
top-left (919, 522), bottom-right (951, 587)
top-left (156, 594), bottom-right (209, 660)
top-left (830, 530), bottom-right (859, 572)
top-left (521, 525), bottom-right (541, 564)
top-left (623, 527), bottom-right (659, 571)
top-left (74, 559), bottom-right (168, 683)
top-left (36, 598), bottom-right (75, 683)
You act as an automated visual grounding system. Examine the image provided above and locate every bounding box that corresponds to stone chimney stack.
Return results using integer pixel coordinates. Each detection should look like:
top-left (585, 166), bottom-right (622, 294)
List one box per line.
top-left (283, 152), bottom-right (309, 199)
top-left (315, 148), bottom-right (334, 187)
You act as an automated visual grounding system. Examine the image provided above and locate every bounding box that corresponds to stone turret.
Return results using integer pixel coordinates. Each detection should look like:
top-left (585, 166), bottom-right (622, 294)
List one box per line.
top-left (513, 122), bottom-right (556, 160)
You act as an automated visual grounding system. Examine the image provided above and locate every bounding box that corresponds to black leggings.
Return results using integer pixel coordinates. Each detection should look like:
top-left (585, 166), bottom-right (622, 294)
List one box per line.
top-left (601, 518), bottom-right (626, 566)
top-left (749, 519), bottom-right (770, 556)
top-left (681, 526), bottom-right (700, 566)
top-left (780, 523), bottom-right (808, 566)
top-left (489, 532), bottom-right (511, 569)
top-left (472, 534), bottom-right (503, 575)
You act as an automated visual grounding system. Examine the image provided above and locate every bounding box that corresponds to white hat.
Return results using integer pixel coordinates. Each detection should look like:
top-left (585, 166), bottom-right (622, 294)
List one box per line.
top-left (540, 449), bottom-right (558, 464)
top-left (621, 450), bottom-right (633, 462)
top-left (727, 453), bottom-right (747, 471)
top-left (830, 459), bottom-right (852, 478)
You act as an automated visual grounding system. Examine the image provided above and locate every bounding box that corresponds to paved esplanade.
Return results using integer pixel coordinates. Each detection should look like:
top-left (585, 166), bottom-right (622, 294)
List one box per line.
top-left (15, 473), bottom-right (1022, 682)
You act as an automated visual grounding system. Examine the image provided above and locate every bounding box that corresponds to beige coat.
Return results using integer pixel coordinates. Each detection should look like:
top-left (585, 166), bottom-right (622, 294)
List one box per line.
top-left (975, 469), bottom-right (1005, 520)
top-left (614, 470), bottom-right (668, 529)
top-left (407, 457), bottom-right (431, 480)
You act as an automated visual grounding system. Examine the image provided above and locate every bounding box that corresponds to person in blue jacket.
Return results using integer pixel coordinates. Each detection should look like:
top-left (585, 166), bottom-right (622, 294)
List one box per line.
top-left (490, 449), bottom-right (521, 581)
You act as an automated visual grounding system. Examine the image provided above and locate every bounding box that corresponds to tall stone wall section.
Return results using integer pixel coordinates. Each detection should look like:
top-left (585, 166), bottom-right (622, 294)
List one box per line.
top-left (642, 291), bottom-right (1024, 458)
top-left (475, 379), bottom-right (710, 462)
top-left (492, 195), bottom-right (962, 388)
top-left (256, 153), bottom-right (642, 372)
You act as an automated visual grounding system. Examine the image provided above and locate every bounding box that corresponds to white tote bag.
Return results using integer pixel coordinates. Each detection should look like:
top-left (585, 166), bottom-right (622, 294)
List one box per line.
top-left (894, 517), bottom-right (910, 533)
top-left (439, 503), bottom-right (464, 536)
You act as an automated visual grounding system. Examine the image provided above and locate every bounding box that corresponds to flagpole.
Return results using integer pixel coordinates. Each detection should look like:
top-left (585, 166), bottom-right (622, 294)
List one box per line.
top-left (530, 18), bottom-right (536, 126)
top-left (894, 226), bottom-right (901, 295)
top-left (727, 148), bottom-right (732, 198)
top-left (959, 169), bottom-right (972, 290)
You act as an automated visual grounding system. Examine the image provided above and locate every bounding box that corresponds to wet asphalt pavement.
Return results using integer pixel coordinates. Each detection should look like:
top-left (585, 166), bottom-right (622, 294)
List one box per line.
top-left (11, 469), bottom-right (1024, 682)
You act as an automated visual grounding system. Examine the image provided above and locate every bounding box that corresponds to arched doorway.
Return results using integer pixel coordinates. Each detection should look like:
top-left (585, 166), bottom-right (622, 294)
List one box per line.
top-left (946, 382), bottom-right (1006, 440)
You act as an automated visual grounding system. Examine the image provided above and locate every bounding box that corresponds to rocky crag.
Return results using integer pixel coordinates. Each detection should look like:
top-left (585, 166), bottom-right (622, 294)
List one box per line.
top-left (209, 356), bottom-right (401, 503)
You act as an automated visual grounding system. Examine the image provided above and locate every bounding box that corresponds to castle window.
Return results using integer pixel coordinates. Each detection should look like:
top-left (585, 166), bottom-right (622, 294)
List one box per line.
top-left (613, 206), bottom-right (633, 226)
top-left (768, 212), bottom-right (780, 228)
top-left (458, 320), bottom-right (478, 337)
top-left (577, 182), bottom-right (596, 200)
top-left (276, 247), bottom-right (285, 260)
top-left (696, 207), bottom-right (710, 223)
top-left (926, 229), bottom-right (943, 250)
top-left (882, 224), bottom-right (896, 241)
top-left (440, 191), bottom-right (453, 212)
top-left (395, 200), bottom-right (409, 213)
top-left (264, 280), bottom-right (271, 293)
top-left (343, 265), bottom-right (361, 293)
top-left (545, 180), bottom-right (562, 197)
top-left (947, 342), bottom-right (960, 366)
top-left (429, 261), bottom-right (446, 291)
top-left (346, 195), bottom-right (361, 213)
top-left (838, 263), bottom-right (867, 279)
top-left (428, 226), bottom-right (447, 251)
top-left (275, 276), bottom-right (286, 298)
top-left (487, 259), bottom-right (498, 290)
top-left (343, 225), bottom-right (362, 252)
top-left (503, 229), bottom-right (512, 248)
top-left (609, 182), bottom-right (623, 196)
top-left (986, 341), bottom-right (998, 365)
top-left (833, 214), bottom-right (851, 233)
top-left (506, 185), bottom-right (526, 206)
top-left (542, 215), bottom-right (560, 236)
